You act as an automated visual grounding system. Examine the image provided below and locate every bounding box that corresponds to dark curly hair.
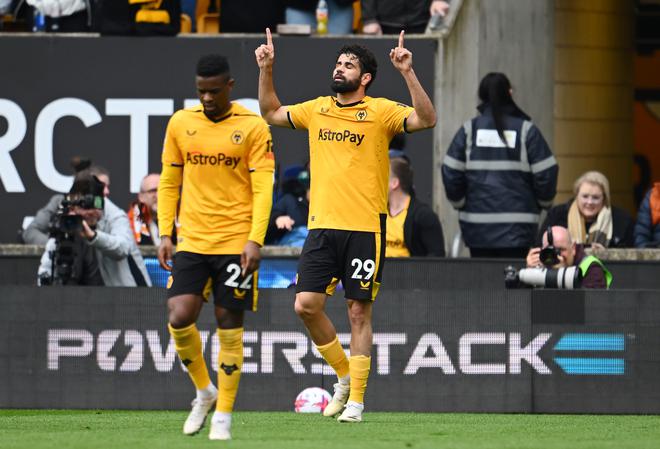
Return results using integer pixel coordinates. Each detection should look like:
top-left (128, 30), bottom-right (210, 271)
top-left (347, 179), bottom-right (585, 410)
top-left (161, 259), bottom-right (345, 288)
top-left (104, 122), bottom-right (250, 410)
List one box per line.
top-left (336, 44), bottom-right (377, 91)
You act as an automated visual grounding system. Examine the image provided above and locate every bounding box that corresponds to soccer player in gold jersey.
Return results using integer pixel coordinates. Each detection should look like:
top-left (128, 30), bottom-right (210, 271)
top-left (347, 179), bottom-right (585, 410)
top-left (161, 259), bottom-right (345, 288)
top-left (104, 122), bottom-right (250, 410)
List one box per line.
top-left (157, 55), bottom-right (274, 440)
top-left (255, 29), bottom-right (436, 422)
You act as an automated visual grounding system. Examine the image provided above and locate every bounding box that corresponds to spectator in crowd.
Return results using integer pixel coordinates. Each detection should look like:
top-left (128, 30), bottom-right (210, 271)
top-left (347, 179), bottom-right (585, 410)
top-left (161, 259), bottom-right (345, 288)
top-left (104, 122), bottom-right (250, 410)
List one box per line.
top-left (22, 159), bottom-right (110, 245)
top-left (634, 182), bottom-right (660, 248)
top-left (0, 0), bottom-right (12, 15)
top-left (220, 0), bottom-right (284, 33)
top-left (127, 173), bottom-right (162, 246)
top-left (37, 170), bottom-right (151, 286)
top-left (97, 0), bottom-right (180, 36)
top-left (27, 0), bottom-right (95, 32)
top-left (526, 226), bottom-right (611, 289)
top-left (388, 133), bottom-right (409, 161)
top-left (266, 166), bottom-right (310, 246)
top-left (387, 156), bottom-right (444, 257)
top-left (361, 0), bottom-right (449, 34)
top-left (539, 171), bottom-right (634, 248)
top-left (284, 0), bottom-right (354, 34)
top-left (442, 72), bottom-right (558, 258)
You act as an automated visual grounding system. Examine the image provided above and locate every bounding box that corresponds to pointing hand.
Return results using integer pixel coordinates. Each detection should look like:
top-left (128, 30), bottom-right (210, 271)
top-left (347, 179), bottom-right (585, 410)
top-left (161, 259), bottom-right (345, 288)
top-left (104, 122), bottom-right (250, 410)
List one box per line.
top-left (255, 28), bottom-right (275, 69)
top-left (389, 30), bottom-right (413, 73)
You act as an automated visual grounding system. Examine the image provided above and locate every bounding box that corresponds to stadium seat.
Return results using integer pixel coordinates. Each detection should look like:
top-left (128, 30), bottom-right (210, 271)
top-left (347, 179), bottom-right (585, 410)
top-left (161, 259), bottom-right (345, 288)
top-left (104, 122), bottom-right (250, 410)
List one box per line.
top-left (0, 13), bottom-right (24, 31)
top-left (180, 13), bottom-right (192, 34)
top-left (352, 1), bottom-right (362, 34)
top-left (196, 0), bottom-right (220, 33)
top-left (197, 12), bottom-right (219, 33)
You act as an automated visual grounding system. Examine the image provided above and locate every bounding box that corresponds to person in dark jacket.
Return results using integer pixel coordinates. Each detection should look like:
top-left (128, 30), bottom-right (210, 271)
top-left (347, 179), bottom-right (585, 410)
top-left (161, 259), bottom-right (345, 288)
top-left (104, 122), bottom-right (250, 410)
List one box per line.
top-left (527, 226), bottom-right (611, 289)
top-left (284, 0), bottom-right (354, 35)
top-left (220, 0), bottom-right (284, 32)
top-left (442, 72), bottom-right (558, 258)
top-left (539, 171), bottom-right (634, 248)
top-left (387, 157), bottom-right (444, 257)
top-left (634, 182), bottom-right (660, 248)
top-left (362, 0), bottom-right (449, 34)
top-left (265, 167), bottom-right (310, 246)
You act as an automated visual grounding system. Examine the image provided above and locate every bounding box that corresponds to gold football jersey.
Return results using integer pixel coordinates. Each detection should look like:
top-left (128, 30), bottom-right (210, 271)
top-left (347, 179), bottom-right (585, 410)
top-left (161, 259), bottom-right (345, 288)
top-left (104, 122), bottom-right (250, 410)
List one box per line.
top-left (160, 102), bottom-right (274, 254)
top-left (386, 197), bottom-right (411, 257)
top-left (287, 96), bottom-right (414, 233)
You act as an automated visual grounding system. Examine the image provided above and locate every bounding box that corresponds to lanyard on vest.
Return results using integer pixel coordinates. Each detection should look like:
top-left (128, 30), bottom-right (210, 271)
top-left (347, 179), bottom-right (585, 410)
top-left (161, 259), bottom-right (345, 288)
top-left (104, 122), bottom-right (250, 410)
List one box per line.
top-left (578, 255), bottom-right (612, 289)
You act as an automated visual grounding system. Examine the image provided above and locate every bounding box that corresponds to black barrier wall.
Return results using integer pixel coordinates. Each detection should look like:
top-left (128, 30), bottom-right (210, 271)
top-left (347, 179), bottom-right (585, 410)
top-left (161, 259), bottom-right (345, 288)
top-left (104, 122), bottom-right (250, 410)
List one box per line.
top-left (3, 256), bottom-right (660, 290)
top-left (0, 35), bottom-right (436, 241)
top-left (1, 286), bottom-right (659, 413)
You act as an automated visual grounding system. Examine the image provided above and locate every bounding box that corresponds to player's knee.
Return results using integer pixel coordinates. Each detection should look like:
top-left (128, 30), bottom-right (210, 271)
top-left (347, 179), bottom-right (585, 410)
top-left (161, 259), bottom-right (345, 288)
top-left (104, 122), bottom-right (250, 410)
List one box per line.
top-left (294, 297), bottom-right (310, 319)
top-left (294, 295), bottom-right (320, 320)
top-left (167, 298), bottom-right (196, 328)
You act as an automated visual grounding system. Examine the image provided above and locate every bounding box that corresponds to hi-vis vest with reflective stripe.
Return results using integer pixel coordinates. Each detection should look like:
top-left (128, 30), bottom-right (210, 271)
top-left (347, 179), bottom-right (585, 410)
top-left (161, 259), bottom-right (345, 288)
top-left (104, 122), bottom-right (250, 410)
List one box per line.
top-left (441, 111), bottom-right (558, 249)
top-left (578, 255), bottom-right (613, 289)
top-left (445, 119), bottom-right (557, 225)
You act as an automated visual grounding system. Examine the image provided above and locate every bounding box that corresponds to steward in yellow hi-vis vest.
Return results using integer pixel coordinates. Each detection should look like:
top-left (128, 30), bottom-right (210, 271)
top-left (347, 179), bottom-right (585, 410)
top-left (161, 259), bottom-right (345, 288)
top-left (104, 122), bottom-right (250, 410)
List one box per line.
top-left (256, 29), bottom-right (437, 421)
top-left (157, 54), bottom-right (274, 441)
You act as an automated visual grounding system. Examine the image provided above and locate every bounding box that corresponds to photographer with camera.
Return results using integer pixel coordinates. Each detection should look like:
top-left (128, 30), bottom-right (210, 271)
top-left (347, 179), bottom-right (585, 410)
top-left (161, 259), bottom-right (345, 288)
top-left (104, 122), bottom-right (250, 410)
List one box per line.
top-left (522, 225), bottom-right (611, 289)
top-left (37, 170), bottom-right (151, 286)
top-left (23, 158), bottom-right (110, 245)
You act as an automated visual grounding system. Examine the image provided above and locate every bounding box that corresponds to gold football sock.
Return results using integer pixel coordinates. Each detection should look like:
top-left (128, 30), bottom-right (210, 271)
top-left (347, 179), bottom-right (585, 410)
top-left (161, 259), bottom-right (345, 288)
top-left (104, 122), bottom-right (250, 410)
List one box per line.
top-left (168, 323), bottom-right (211, 390)
top-left (348, 355), bottom-right (371, 404)
top-left (216, 327), bottom-right (244, 413)
top-left (316, 336), bottom-right (349, 379)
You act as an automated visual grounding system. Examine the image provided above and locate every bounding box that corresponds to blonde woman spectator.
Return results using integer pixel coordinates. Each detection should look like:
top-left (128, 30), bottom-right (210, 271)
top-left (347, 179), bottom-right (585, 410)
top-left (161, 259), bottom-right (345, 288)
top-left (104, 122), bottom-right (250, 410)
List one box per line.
top-left (538, 171), bottom-right (634, 248)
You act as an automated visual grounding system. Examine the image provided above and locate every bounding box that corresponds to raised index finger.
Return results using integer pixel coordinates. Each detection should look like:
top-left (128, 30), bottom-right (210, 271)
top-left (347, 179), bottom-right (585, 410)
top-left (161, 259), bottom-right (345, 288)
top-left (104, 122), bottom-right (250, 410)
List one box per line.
top-left (266, 27), bottom-right (273, 46)
top-left (398, 30), bottom-right (405, 48)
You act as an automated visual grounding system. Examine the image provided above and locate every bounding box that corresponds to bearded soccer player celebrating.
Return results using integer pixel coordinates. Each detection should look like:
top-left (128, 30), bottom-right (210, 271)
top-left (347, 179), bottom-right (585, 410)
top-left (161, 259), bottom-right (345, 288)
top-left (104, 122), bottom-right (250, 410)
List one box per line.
top-left (255, 30), bottom-right (436, 422)
top-left (158, 54), bottom-right (274, 440)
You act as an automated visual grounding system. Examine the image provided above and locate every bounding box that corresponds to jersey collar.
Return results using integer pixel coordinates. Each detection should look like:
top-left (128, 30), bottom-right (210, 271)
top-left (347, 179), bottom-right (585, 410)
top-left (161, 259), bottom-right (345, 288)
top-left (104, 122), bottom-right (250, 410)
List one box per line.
top-left (203, 104), bottom-right (234, 123)
top-left (334, 98), bottom-right (366, 108)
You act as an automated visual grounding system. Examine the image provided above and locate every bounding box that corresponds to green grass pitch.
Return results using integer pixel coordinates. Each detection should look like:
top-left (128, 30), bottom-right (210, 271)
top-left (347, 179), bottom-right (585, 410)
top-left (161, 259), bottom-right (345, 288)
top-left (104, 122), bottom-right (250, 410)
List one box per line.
top-left (2, 410), bottom-right (660, 449)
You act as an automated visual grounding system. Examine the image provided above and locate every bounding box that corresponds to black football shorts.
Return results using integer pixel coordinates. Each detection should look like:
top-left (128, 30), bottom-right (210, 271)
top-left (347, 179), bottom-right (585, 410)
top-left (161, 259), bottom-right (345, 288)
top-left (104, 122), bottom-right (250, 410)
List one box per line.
top-left (167, 251), bottom-right (258, 311)
top-left (296, 225), bottom-right (386, 301)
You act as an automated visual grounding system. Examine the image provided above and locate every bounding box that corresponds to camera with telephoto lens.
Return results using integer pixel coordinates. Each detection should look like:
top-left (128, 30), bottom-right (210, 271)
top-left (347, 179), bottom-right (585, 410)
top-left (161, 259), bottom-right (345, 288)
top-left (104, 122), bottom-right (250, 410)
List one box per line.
top-left (40, 173), bottom-right (104, 285)
top-left (504, 226), bottom-right (582, 289)
top-left (50, 195), bottom-right (101, 233)
top-left (539, 246), bottom-right (560, 267)
top-left (40, 195), bottom-right (100, 285)
top-left (538, 225), bottom-right (560, 267)
top-left (504, 265), bottom-right (582, 289)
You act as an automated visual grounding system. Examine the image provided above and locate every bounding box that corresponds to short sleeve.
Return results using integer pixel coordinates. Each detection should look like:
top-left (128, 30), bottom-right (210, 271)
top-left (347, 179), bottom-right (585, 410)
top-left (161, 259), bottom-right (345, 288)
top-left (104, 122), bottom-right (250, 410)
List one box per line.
top-left (379, 98), bottom-right (415, 136)
top-left (247, 120), bottom-right (275, 173)
top-left (286, 98), bottom-right (320, 130)
top-left (162, 113), bottom-right (183, 166)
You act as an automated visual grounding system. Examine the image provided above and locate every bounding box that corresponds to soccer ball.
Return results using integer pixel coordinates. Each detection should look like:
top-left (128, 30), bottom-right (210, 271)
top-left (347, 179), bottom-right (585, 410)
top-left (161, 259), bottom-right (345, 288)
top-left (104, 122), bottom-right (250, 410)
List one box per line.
top-left (294, 387), bottom-right (331, 413)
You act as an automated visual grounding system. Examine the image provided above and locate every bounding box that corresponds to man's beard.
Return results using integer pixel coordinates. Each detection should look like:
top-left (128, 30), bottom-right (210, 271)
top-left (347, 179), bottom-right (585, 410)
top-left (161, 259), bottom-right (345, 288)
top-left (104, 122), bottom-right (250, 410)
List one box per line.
top-left (331, 77), bottom-right (360, 94)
